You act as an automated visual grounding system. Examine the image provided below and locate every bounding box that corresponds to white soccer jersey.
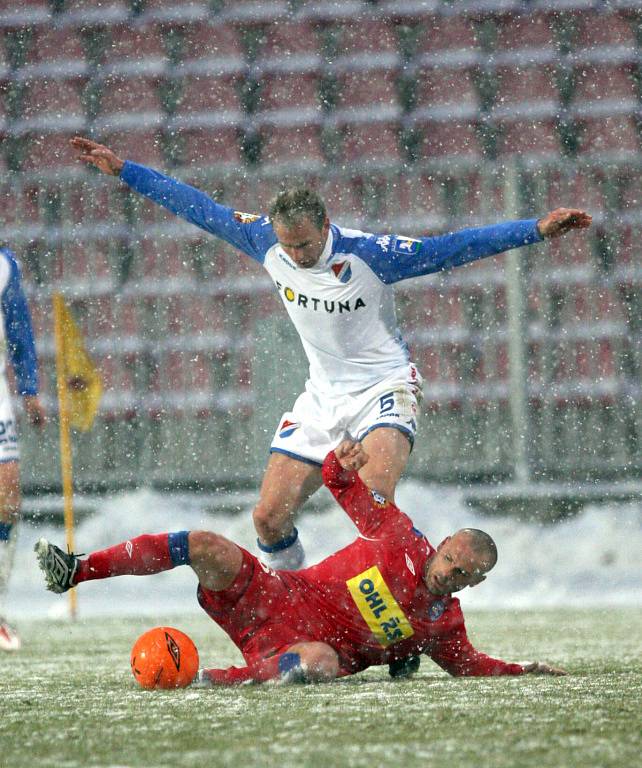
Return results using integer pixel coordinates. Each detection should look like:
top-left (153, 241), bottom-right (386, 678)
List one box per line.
top-left (262, 225), bottom-right (408, 393)
top-left (120, 162), bottom-right (543, 396)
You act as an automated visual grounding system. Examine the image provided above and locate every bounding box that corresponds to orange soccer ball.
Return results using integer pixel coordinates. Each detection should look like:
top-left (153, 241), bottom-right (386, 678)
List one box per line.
top-left (130, 626), bottom-right (199, 689)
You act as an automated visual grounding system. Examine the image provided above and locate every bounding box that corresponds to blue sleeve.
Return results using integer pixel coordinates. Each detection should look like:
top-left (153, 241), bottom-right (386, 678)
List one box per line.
top-left (119, 161), bottom-right (277, 263)
top-left (354, 220), bottom-right (543, 284)
top-left (1, 250), bottom-right (39, 396)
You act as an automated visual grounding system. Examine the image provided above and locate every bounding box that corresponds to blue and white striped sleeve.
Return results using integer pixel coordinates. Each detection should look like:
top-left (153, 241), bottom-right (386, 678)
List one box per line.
top-left (355, 220), bottom-right (544, 284)
top-left (0, 250), bottom-right (39, 396)
top-left (119, 162), bottom-right (277, 263)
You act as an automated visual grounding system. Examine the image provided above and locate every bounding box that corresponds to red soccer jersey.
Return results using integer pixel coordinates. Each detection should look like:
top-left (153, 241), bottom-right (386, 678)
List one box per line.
top-left (275, 452), bottom-right (523, 677)
top-left (199, 451), bottom-right (524, 681)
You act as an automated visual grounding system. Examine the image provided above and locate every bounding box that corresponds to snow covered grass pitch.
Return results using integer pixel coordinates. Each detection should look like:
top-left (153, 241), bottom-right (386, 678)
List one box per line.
top-left (1, 609), bottom-right (639, 768)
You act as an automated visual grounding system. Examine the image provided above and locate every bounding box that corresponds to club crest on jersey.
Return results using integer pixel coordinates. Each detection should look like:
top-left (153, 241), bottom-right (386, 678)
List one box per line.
top-left (331, 261), bottom-right (352, 283)
top-left (279, 419), bottom-right (299, 438)
top-left (428, 600), bottom-right (445, 622)
top-left (370, 490), bottom-right (388, 508)
top-left (233, 211), bottom-right (260, 224)
top-left (393, 236), bottom-right (421, 255)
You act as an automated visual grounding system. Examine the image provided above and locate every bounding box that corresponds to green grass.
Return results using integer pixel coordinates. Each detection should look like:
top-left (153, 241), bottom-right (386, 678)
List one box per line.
top-left (1, 609), bottom-right (640, 768)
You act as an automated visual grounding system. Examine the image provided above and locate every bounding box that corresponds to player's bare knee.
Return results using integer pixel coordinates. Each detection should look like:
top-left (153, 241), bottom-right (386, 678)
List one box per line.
top-left (188, 531), bottom-right (231, 569)
top-left (188, 531), bottom-right (242, 590)
top-left (252, 501), bottom-right (291, 542)
top-left (292, 642), bottom-right (340, 681)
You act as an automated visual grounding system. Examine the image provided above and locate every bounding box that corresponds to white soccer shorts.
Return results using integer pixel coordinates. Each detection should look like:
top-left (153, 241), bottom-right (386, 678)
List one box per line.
top-left (270, 364), bottom-right (423, 466)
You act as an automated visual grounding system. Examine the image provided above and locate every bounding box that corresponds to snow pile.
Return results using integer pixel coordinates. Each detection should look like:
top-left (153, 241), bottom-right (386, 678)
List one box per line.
top-left (9, 483), bottom-right (641, 618)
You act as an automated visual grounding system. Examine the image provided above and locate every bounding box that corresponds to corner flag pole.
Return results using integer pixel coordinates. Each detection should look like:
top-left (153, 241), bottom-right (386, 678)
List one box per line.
top-left (53, 293), bottom-right (78, 620)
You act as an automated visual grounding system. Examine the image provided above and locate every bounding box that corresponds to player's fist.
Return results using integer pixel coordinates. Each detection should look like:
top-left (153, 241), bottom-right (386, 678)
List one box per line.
top-left (522, 661), bottom-right (567, 676)
top-left (70, 136), bottom-right (124, 176)
top-left (334, 440), bottom-right (369, 472)
top-left (537, 208), bottom-right (592, 238)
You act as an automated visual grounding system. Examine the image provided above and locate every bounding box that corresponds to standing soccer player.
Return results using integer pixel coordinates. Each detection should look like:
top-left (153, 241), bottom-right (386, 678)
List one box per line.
top-left (0, 247), bottom-right (45, 650)
top-left (69, 136), bottom-right (592, 573)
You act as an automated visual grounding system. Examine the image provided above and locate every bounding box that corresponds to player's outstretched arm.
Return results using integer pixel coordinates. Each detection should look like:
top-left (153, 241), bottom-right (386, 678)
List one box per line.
top-left (323, 440), bottom-right (406, 536)
top-left (367, 208), bottom-right (592, 284)
top-left (71, 136), bottom-right (124, 176)
top-left (69, 137), bottom-right (275, 261)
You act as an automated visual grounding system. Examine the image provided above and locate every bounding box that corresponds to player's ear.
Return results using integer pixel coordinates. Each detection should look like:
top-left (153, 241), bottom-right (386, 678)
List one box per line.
top-left (468, 574), bottom-right (486, 588)
top-left (436, 536), bottom-right (451, 551)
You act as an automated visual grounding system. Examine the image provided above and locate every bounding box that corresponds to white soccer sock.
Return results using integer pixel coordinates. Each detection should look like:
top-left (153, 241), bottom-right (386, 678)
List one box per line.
top-left (0, 522), bottom-right (17, 615)
top-left (257, 529), bottom-right (306, 571)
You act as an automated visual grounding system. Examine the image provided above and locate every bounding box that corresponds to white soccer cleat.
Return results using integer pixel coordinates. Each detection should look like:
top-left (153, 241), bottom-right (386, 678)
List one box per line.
top-left (34, 538), bottom-right (79, 594)
top-left (0, 619), bottom-right (21, 651)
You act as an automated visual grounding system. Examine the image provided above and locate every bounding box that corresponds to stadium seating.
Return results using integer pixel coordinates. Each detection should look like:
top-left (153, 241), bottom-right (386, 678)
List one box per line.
top-left (1, 0), bottom-right (639, 485)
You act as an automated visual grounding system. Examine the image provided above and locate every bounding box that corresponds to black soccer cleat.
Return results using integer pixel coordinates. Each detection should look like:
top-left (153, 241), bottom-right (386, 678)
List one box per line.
top-left (388, 654), bottom-right (421, 679)
top-left (34, 538), bottom-right (80, 594)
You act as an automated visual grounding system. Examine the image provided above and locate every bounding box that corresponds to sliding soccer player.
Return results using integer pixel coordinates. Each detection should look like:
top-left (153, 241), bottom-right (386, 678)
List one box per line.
top-left (36, 439), bottom-right (565, 683)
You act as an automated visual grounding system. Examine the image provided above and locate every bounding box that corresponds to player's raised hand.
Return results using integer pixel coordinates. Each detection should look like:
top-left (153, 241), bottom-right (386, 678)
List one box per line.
top-left (334, 440), bottom-right (369, 472)
top-left (522, 661), bottom-right (567, 676)
top-left (70, 136), bottom-right (124, 176)
top-left (537, 208), bottom-right (592, 238)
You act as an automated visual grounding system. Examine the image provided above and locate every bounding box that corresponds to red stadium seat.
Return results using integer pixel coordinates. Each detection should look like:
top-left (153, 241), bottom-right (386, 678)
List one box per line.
top-left (260, 124), bottom-right (324, 167)
top-left (544, 170), bottom-right (605, 219)
top-left (494, 63), bottom-right (558, 108)
top-left (258, 20), bottom-right (322, 60)
top-left (258, 71), bottom-right (320, 114)
top-left (417, 15), bottom-right (479, 56)
top-left (329, 19), bottom-right (398, 57)
top-left (415, 65), bottom-right (479, 113)
top-left (101, 23), bottom-right (167, 66)
top-left (335, 68), bottom-right (400, 112)
top-left (494, 12), bottom-right (555, 52)
top-left (19, 130), bottom-right (82, 171)
top-left (393, 172), bottom-right (448, 229)
top-left (20, 77), bottom-right (85, 122)
top-left (316, 175), bottom-right (364, 222)
top-left (64, 0), bottom-right (128, 10)
top-left (547, 230), bottom-right (593, 267)
top-left (178, 125), bottom-right (243, 168)
top-left (179, 21), bottom-right (244, 62)
top-left (342, 121), bottom-right (401, 164)
top-left (576, 114), bottom-right (640, 157)
top-left (574, 9), bottom-right (637, 49)
top-left (495, 117), bottom-right (560, 159)
top-left (99, 74), bottom-right (163, 117)
top-left (174, 73), bottom-right (242, 116)
top-left (138, 236), bottom-right (190, 280)
top-left (98, 128), bottom-right (165, 168)
top-left (23, 26), bottom-right (85, 66)
top-left (571, 63), bottom-right (638, 107)
top-left (416, 119), bottom-right (482, 160)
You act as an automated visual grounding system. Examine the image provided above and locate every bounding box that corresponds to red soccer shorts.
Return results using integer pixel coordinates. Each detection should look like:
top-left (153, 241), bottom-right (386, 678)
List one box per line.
top-left (197, 548), bottom-right (316, 662)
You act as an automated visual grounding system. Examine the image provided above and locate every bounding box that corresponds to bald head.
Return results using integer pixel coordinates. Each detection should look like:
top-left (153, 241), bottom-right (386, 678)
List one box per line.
top-left (453, 528), bottom-right (498, 573)
top-left (424, 528), bottom-right (498, 595)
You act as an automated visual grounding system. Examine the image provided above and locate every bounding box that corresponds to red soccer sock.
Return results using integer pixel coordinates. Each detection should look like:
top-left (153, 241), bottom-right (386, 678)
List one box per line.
top-left (201, 652), bottom-right (304, 686)
top-left (200, 666), bottom-right (255, 686)
top-left (75, 533), bottom-right (175, 583)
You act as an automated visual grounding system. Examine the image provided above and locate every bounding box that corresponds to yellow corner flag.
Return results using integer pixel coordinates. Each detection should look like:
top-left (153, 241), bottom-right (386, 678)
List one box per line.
top-left (53, 294), bottom-right (102, 431)
top-left (52, 293), bottom-right (102, 620)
